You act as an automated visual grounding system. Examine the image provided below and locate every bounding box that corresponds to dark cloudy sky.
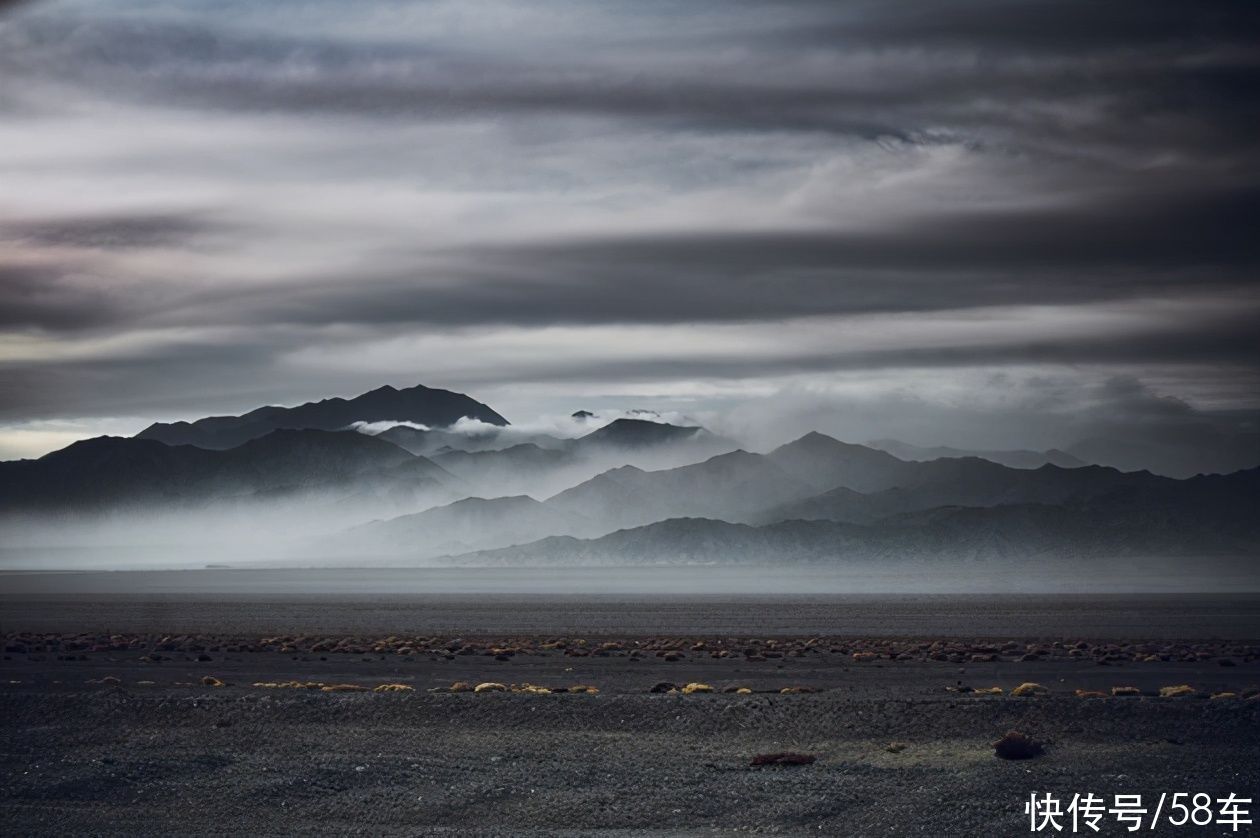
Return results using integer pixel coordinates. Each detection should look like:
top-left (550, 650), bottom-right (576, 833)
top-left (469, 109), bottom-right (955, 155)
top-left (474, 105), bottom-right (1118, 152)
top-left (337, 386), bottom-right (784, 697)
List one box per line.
top-left (1, 0), bottom-right (1257, 463)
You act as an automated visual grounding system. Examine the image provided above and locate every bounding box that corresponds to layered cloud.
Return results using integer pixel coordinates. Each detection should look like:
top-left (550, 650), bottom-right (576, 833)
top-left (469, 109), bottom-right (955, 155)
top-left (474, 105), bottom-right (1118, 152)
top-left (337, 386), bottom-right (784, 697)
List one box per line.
top-left (1, 0), bottom-right (1256, 463)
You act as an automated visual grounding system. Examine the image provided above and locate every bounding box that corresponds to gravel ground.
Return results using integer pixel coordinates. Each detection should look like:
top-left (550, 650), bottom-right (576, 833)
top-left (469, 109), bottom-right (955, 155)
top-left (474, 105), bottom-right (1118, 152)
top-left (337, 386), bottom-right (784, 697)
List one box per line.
top-left (3, 646), bottom-right (1259, 836)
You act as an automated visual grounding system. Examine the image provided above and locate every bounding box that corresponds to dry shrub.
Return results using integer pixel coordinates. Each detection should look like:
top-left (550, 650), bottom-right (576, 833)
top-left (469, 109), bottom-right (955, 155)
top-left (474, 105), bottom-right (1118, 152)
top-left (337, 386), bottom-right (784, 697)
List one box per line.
top-left (1159, 684), bottom-right (1197, 698)
top-left (1074, 689), bottom-right (1108, 698)
top-left (321, 683), bottom-right (369, 692)
top-left (681, 682), bottom-right (713, 694)
top-left (1111, 686), bottom-right (1142, 697)
top-left (373, 684), bottom-right (414, 692)
top-left (993, 730), bottom-right (1044, 760)
top-left (1210, 692), bottom-right (1238, 700)
top-left (200, 676), bottom-right (225, 687)
top-left (972, 687), bottom-right (1003, 695)
top-left (1011, 682), bottom-right (1048, 697)
top-left (474, 682), bottom-right (507, 693)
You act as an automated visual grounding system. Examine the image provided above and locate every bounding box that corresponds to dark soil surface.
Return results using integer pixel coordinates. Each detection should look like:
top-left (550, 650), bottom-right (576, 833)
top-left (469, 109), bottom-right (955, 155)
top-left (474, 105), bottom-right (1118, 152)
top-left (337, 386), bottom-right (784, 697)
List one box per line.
top-left (3, 633), bottom-right (1259, 836)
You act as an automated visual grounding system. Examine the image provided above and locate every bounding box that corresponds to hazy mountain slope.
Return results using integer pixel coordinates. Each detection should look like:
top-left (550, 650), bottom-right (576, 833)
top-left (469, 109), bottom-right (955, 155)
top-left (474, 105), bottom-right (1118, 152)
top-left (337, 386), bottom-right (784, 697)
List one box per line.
top-left (376, 425), bottom-right (569, 457)
top-left (764, 432), bottom-right (917, 492)
top-left (432, 444), bottom-right (574, 495)
top-left (137, 383), bottom-right (508, 449)
top-left (407, 420), bottom-right (737, 499)
top-left (345, 495), bottom-right (598, 559)
top-left (546, 449), bottom-right (815, 530)
top-left (454, 472), bottom-right (1260, 566)
top-left (866, 439), bottom-right (1087, 470)
top-left (573, 418), bottom-right (705, 449)
top-left (0, 429), bottom-right (444, 510)
top-left (757, 460), bottom-right (1173, 524)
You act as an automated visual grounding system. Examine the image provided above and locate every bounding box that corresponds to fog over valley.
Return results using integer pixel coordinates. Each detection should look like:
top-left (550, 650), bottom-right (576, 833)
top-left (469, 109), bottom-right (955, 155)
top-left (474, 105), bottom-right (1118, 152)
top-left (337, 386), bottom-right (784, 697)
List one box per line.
top-left (1, 382), bottom-right (1255, 590)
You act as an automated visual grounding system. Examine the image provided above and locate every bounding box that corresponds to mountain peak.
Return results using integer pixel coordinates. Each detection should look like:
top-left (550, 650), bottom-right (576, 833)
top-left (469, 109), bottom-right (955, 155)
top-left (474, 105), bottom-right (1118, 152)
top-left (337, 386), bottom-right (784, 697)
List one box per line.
top-left (578, 418), bottom-right (703, 448)
top-left (135, 383), bottom-right (507, 450)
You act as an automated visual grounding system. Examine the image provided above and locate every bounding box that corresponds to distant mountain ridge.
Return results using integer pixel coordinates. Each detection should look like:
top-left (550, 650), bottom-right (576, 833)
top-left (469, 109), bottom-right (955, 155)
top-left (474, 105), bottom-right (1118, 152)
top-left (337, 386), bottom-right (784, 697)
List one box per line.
top-left (866, 439), bottom-right (1087, 470)
top-left (137, 383), bottom-right (508, 449)
top-left (453, 466), bottom-right (1260, 566)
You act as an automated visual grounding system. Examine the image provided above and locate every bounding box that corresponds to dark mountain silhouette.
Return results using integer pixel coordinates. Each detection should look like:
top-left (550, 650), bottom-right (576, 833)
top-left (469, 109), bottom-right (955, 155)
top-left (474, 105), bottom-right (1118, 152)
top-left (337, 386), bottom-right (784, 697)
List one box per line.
top-left (0, 428), bottom-right (454, 510)
top-left (344, 495), bottom-right (598, 559)
top-left (136, 383), bottom-right (508, 449)
top-left (866, 439), bottom-right (1087, 470)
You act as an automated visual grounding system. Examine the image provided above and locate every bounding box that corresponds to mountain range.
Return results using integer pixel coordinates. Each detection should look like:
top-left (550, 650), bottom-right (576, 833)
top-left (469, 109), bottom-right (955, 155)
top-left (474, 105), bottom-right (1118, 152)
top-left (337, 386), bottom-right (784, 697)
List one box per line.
top-left (2, 382), bottom-right (1256, 577)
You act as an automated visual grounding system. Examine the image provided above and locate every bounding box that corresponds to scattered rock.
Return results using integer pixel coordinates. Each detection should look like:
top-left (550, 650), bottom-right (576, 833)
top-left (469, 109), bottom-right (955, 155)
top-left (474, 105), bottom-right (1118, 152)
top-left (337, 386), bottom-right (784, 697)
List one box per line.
top-left (474, 682), bottom-right (507, 693)
top-left (649, 682), bottom-right (677, 693)
top-left (200, 676), bottom-right (225, 687)
top-left (993, 730), bottom-right (1044, 760)
top-left (885, 742), bottom-right (907, 754)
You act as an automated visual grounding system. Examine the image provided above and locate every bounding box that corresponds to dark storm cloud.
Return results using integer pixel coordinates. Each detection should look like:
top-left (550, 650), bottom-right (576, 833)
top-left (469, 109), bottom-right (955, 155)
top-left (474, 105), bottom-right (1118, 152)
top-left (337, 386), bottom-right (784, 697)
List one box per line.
top-left (2, 2), bottom-right (1256, 148)
top-left (6, 212), bottom-right (215, 250)
top-left (0, 264), bottom-right (123, 331)
top-left (5, 183), bottom-right (1256, 335)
